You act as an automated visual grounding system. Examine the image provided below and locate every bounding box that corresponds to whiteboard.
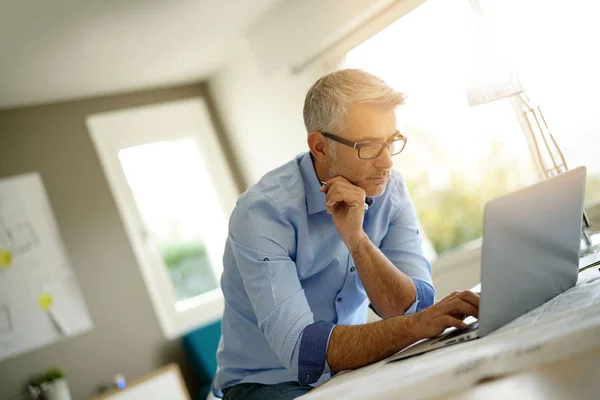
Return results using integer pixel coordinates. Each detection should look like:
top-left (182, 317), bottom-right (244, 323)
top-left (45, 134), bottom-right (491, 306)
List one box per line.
top-left (91, 364), bottom-right (190, 400)
top-left (0, 173), bottom-right (93, 361)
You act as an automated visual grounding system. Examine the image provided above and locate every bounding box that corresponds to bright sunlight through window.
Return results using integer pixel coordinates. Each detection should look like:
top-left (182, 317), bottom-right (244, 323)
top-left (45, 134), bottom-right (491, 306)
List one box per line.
top-left (344, 0), bottom-right (600, 255)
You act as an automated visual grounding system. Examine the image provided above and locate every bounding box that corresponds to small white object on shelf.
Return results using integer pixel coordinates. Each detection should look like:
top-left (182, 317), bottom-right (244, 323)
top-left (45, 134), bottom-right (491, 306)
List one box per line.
top-left (44, 378), bottom-right (72, 400)
top-left (91, 364), bottom-right (190, 400)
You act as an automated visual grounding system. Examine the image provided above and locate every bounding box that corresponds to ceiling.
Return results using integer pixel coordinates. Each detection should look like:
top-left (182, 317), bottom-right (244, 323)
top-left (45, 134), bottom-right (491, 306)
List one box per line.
top-left (0, 0), bottom-right (286, 110)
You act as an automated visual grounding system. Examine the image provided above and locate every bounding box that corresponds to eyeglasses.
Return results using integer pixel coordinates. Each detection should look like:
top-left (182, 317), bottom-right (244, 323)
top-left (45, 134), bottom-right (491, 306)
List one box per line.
top-left (321, 131), bottom-right (407, 160)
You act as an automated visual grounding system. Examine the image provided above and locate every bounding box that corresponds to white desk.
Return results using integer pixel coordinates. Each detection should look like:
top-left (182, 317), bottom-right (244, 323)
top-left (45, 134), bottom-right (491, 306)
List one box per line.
top-left (436, 346), bottom-right (600, 400)
top-left (304, 256), bottom-right (600, 400)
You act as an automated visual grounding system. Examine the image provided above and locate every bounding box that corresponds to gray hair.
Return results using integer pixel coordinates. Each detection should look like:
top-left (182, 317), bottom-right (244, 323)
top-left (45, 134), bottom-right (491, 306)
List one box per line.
top-left (303, 69), bottom-right (406, 135)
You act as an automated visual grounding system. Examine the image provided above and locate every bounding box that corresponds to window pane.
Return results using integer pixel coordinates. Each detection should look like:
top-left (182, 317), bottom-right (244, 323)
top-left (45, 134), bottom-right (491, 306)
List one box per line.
top-left (344, 0), bottom-right (539, 254)
top-left (118, 137), bottom-right (227, 303)
top-left (478, 0), bottom-right (600, 205)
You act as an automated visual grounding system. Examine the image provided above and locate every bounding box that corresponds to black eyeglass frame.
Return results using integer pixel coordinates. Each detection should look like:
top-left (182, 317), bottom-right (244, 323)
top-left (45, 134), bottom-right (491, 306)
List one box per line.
top-left (321, 131), bottom-right (407, 160)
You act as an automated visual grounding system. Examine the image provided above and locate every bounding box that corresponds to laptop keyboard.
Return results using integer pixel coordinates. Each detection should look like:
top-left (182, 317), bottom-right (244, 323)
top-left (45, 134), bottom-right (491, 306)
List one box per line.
top-left (439, 321), bottom-right (479, 342)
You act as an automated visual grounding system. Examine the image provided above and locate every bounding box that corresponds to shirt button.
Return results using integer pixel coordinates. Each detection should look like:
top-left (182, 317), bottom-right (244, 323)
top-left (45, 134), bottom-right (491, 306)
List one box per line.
top-left (350, 266), bottom-right (355, 272)
top-left (337, 297), bottom-right (342, 303)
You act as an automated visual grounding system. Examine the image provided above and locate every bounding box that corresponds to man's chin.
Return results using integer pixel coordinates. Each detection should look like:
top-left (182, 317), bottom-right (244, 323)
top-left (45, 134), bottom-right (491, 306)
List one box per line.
top-left (365, 182), bottom-right (388, 197)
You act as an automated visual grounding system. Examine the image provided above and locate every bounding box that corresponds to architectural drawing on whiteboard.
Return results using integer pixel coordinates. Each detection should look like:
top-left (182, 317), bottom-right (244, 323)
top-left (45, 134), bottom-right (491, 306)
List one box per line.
top-left (0, 304), bottom-right (13, 334)
top-left (0, 219), bottom-right (40, 255)
top-left (0, 193), bottom-right (40, 257)
top-left (0, 173), bottom-right (93, 362)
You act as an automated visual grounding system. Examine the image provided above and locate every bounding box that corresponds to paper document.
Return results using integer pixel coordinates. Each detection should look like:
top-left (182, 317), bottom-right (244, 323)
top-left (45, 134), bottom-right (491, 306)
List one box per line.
top-left (498, 275), bottom-right (600, 332)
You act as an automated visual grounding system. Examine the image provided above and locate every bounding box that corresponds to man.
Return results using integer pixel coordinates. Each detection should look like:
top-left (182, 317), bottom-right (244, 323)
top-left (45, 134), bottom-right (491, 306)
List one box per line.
top-left (215, 69), bottom-right (479, 399)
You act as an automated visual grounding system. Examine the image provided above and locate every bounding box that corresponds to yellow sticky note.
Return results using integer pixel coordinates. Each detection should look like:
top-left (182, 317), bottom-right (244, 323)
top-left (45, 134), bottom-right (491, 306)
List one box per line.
top-left (38, 293), bottom-right (53, 311)
top-left (0, 250), bottom-right (12, 268)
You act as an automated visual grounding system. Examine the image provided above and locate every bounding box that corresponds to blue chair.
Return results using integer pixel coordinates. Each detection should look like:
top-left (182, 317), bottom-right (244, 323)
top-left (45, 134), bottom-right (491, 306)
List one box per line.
top-left (182, 319), bottom-right (223, 399)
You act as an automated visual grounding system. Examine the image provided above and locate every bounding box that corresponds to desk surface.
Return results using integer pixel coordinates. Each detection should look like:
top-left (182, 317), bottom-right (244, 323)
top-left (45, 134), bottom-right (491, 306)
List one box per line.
top-left (437, 345), bottom-right (600, 400)
top-left (445, 251), bottom-right (600, 400)
top-left (306, 260), bottom-right (600, 400)
top-left (308, 339), bottom-right (600, 400)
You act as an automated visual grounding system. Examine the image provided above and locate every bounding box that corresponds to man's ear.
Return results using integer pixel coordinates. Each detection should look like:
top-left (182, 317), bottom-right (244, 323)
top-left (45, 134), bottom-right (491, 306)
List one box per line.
top-left (307, 132), bottom-right (329, 163)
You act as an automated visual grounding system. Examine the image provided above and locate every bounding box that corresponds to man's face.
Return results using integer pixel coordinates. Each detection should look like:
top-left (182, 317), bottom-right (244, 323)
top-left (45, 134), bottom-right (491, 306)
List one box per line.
top-left (328, 103), bottom-right (397, 197)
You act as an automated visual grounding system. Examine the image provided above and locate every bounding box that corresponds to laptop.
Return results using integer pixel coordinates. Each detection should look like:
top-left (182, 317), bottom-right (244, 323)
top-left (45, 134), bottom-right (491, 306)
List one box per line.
top-left (390, 167), bottom-right (587, 362)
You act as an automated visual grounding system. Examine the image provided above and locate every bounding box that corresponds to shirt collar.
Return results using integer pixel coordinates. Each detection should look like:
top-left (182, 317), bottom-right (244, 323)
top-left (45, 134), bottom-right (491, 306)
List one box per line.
top-left (299, 153), bottom-right (328, 215)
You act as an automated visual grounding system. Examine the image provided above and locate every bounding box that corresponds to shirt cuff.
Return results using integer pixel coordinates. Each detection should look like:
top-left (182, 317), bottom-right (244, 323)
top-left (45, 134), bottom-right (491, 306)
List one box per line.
top-left (322, 328), bottom-right (335, 374)
top-left (298, 320), bottom-right (335, 385)
top-left (413, 278), bottom-right (435, 312)
top-left (369, 279), bottom-right (435, 315)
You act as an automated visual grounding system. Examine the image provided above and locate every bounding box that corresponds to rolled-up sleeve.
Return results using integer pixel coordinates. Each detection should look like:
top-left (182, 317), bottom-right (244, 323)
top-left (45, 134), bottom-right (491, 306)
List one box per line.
top-left (229, 194), bottom-right (333, 384)
top-left (379, 177), bottom-right (436, 312)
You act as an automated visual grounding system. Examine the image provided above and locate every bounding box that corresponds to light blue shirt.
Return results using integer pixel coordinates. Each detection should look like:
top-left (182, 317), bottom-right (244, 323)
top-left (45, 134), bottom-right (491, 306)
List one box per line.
top-left (214, 152), bottom-right (435, 390)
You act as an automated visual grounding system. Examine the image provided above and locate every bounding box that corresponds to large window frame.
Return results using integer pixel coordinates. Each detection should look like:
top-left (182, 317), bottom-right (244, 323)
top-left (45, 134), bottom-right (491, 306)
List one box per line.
top-left (87, 97), bottom-right (239, 338)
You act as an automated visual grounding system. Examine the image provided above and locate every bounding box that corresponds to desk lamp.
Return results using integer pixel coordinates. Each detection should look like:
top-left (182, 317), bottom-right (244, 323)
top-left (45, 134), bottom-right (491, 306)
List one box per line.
top-left (466, 0), bottom-right (599, 257)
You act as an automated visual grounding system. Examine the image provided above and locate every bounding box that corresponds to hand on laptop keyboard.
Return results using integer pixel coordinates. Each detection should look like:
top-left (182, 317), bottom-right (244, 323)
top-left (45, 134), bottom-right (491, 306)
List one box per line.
top-left (438, 321), bottom-right (480, 342)
top-left (408, 290), bottom-right (479, 340)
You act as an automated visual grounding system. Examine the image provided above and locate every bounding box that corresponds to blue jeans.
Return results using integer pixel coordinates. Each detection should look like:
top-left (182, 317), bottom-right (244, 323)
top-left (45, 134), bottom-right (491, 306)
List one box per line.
top-left (223, 382), bottom-right (312, 400)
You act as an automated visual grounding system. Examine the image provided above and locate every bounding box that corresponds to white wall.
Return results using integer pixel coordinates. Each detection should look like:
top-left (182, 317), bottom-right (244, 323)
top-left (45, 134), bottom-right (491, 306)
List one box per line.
top-left (246, 0), bottom-right (399, 74)
top-left (208, 43), bottom-right (328, 184)
top-left (208, 0), bottom-right (426, 184)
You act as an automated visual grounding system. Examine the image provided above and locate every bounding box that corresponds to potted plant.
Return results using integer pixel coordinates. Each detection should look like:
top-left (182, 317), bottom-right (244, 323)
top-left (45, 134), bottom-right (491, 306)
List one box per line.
top-left (37, 368), bottom-right (72, 400)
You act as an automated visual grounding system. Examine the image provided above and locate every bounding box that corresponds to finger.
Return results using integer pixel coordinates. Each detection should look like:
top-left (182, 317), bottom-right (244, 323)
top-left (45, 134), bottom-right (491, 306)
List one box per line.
top-left (441, 290), bottom-right (478, 308)
top-left (324, 188), bottom-right (345, 213)
top-left (325, 182), bottom-right (362, 200)
top-left (328, 192), bottom-right (361, 208)
top-left (452, 312), bottom-right (466, 320)
top-left (458, 290), bottom-right (480, 309)
top-left (321, 179), bottom-right (351, 194)
top-left (437, 297), bottom-right (477, 319)
top-left (326, 186), bottom-right (363, 208)
top-left (440, 291), bottom-right (461, 303)
top-left (450, 299), bottom-right (479, 319)
top-left (325, 186), bottom-right (340, 207)
top-left (325, 185), bottom-right (339, 207)
top-left (326, 178), bottom-right (367, 198)
top-left (442, 315), bottom-right (467, 330)
top-left (321, 178), bottom-right (366, 197)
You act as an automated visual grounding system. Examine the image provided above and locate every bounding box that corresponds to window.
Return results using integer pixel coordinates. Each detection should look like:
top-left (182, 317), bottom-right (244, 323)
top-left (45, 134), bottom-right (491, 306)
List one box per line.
top-left (88, 98), bottom-right (238, 338)
top-left (118, 139), bottom-right (221, 303)
top-left (479, 0), bottom-right (600, 205)
top-left (342, 0), bottom-right (600, 256)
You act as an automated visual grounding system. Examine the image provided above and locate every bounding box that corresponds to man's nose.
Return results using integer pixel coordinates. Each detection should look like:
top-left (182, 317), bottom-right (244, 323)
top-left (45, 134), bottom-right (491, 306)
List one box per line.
top-left (374, 148), bottom-right (393, 169)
